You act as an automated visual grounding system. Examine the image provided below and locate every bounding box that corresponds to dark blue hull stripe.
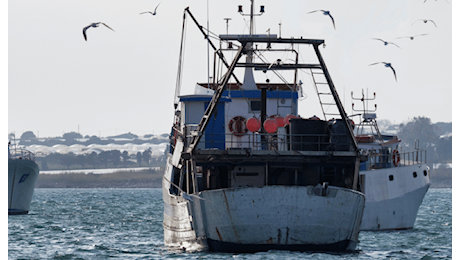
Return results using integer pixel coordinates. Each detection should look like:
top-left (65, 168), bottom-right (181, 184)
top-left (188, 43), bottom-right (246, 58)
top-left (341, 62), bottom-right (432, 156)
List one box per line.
top-left (206, 239), bottom-right (353, 253)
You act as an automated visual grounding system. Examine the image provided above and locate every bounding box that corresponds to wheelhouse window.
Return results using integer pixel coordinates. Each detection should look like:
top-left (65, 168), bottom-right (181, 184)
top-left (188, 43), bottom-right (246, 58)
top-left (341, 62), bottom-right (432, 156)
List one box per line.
top-left (250, 100), bottom-right (261, 112)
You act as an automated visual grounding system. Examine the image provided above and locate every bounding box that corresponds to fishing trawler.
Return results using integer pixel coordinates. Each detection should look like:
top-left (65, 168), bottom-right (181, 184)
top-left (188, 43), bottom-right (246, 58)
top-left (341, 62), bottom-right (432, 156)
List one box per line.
top-left (8, 141), bottom-right (40, 215)
top-left (162, 1), bottom-right (365, 252)
top-left (351, 91), bottom-right (430, 230)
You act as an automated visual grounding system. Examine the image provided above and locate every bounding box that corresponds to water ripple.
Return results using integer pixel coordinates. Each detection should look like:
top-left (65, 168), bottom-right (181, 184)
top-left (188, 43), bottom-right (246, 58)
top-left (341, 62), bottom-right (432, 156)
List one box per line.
top-left (9, 188), bottom-right (451, 259)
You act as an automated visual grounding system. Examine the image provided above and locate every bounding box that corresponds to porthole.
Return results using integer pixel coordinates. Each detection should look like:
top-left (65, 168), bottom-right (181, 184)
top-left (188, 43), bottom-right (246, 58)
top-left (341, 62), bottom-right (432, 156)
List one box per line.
top-left (424, 170), bottom-right (428, 176)
top-left (389, 175), bottom-right (394, 181)
top-left (413, 172), bottom-right (417, 178)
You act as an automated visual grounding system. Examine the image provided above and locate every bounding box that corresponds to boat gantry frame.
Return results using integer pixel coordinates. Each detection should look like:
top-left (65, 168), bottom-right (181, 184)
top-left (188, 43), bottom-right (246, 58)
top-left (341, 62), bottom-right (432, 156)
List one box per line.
top-left (181, 7), bottom-right (358, 156)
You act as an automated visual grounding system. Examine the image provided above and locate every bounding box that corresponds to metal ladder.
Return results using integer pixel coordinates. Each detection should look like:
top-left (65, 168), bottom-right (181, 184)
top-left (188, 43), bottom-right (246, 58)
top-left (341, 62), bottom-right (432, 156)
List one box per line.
top-left (311, 68), bottom-right (341, 121)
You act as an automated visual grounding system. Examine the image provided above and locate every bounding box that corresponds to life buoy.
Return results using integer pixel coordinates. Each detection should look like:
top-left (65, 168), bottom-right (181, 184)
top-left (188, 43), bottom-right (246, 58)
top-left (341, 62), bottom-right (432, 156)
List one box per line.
top-left (392, 149), bottom-right (400, 167)
top-left (349, 119), bottom-right (355, 129)
top-left (228, 116), bottom-right (248, 136)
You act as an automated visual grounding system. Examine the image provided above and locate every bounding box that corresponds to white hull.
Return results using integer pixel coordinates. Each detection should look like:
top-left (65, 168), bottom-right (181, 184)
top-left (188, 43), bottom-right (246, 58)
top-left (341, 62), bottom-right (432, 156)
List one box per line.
top-left (360, 164), bottom-right (430, 230)
top-left (8, 159), bottom-right (40, 215)
top-left (163, 174), bottom-right (365, 252)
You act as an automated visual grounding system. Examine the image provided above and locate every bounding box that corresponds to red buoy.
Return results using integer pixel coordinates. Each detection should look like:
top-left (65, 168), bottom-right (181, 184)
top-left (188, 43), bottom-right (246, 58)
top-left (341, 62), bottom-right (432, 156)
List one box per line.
top-left (247, 117), bottom-right (261, 132)
top-left (264, 119), bottom-right (278, 133)
top-left (284, 114), bottom-right (298, 125)
top-left (274, 116), bottom-right (285, 127)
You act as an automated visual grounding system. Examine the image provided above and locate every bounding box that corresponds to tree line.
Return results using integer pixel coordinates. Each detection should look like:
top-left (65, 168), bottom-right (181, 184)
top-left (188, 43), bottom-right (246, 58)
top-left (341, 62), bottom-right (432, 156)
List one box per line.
top-left (37, 148), bottom-right (167, 171)
top-left (397, 116), bottom-right (451, 166)
top-left (12, 131), bottom-right (168, 147)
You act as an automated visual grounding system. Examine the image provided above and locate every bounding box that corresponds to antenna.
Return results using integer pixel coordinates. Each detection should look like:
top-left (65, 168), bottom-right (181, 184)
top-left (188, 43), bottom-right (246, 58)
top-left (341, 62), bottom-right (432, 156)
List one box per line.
top-left (279, 21), bottom-right (282, 38)
top-left (351, 89), bottom-right (377, 116)
top-left (238, 0), bottom-right (265, 35)
top-left (351, 89), bottom-right (383, 140)
top-left (224, 18), bottom-right (231, 34)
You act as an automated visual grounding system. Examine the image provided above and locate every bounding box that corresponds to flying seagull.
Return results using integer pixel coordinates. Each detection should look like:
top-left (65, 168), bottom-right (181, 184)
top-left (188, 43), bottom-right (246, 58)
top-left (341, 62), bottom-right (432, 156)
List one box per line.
top-left (372, 38), bottom-right (401, 49)
top-left (412, 19), bottom-right (437, 27)
top-left (397, 34), bottom-right (428, 40)
top-left (307, 10), bottom-right (335, 29)
top-left (140, 2), bottom-right (161, 16)
top-left (369, 62), bottom-right (397, 81)
top-left (82, 22), bottom-right (115, 41)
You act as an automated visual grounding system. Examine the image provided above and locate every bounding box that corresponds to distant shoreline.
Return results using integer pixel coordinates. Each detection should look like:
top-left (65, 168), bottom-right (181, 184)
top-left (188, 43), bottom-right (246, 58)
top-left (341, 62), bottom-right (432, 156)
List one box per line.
top-left (40, 167), bottom-right (160, 175)
top-left (35, 168), bottom-right (163, 189)
top-left (35, 167), bottom-right (451, 189)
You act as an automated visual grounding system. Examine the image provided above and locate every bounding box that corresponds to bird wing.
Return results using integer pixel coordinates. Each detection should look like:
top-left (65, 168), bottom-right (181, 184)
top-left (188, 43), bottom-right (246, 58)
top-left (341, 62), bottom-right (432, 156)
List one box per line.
top-left (389, 42), bottom-right (402, 49)
top-left (154, 2), bottom-right (161, 13)
top-left (372, 38), bottom-right (384, 43)
top-left (429, 20), bottom-right (437, 27)
top-left (415, 33), bottom-right (428, 37)
top-left (369, 62), bottom-right (383, 66)
top-left (101, 23), bottom-right (115, 31)
top-left (412, 19), bottom-right (421, 26)
top-left (328, 13), bottom-right (335, 29)
top-left (82, 26), bottom-right (90, 41)
top-left (140, 11), bottom-right (153, 15)
top-left (307, 10), bottom-right (321, 14)
top-left (389, 65), bottom-right (397, 81)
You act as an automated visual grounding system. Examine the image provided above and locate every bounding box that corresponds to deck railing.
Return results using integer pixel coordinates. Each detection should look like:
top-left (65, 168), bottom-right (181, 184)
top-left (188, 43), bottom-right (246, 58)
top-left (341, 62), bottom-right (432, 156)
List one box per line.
top-left (180, 129), bottom-right (352, 152)
top-left (8, 146), bottom-right (35, 161)
top-left (359, 149), bottom-right (426, 171)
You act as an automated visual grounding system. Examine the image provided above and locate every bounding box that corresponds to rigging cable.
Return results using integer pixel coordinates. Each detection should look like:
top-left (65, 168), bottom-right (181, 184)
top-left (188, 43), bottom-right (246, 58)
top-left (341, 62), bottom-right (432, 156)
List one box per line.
top-left (174, 11), bottom-right (188, 109)
top-left (207, 0), bottom-right (210, 89)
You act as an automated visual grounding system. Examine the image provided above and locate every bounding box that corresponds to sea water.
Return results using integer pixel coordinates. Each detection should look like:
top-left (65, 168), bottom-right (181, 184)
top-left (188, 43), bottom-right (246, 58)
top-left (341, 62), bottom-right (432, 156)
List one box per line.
top-left (8, 188), bottom-right (452, 259)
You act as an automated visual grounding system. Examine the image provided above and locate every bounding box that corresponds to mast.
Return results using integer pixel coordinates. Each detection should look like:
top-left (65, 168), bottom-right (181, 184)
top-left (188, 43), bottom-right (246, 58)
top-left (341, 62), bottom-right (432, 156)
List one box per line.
top-left (238, 0), bottom-right (265, 90)
top-left (250, 0), bottom-right (254, 35)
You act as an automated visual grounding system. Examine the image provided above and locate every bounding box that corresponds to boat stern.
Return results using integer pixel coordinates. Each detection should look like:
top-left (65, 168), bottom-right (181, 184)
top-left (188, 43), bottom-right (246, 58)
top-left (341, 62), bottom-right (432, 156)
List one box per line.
top-left (187, 185), bottom-right (364, 252)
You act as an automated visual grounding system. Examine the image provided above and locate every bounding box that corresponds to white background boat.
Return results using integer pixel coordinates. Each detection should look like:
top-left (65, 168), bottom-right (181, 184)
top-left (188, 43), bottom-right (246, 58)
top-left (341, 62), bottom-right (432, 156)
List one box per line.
top-left (8, 143), bottom-right (40, 215)
top-left (351, 91), bottom-right (430, 230)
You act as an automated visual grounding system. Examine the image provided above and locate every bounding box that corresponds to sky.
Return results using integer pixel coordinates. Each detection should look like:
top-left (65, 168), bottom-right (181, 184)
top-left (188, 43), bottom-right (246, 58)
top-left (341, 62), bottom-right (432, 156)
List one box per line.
top-left (7, 0), bottom-right (453, 139)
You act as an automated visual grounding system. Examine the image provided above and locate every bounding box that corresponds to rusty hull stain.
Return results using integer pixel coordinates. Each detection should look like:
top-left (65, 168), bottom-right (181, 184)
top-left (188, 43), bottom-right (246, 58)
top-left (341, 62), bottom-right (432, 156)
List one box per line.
top-left (222, 190), bottom-right (241, 243)
top-left (216, 227), bottom-right (223, 241)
